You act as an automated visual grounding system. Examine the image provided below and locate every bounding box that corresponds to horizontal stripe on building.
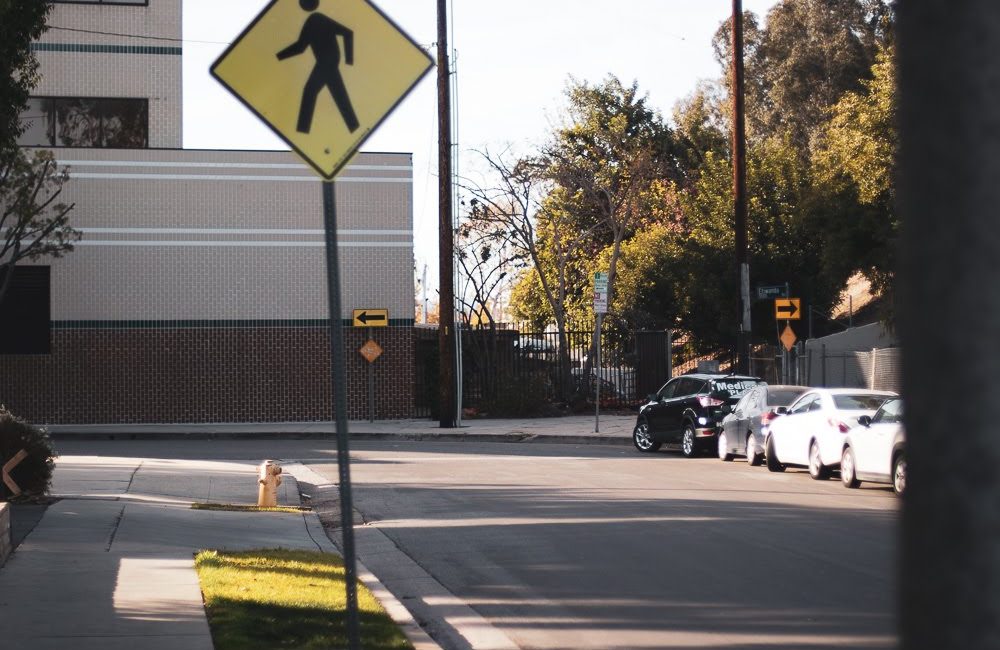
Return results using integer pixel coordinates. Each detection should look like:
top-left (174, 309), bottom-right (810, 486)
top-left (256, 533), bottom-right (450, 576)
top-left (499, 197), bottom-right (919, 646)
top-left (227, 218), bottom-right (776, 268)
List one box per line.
top-left (32, 43), bottom-right (182, 56)
top-left (69, 173), bottom-right (410, 183)
top-left (58, 160), bottom-right (412, 172)
top-left (72, 240), bottom-right (412, 248)
top-left (53, 319), bottom-right (416, 329)
top-left (76, 228), bottom-right (412, 236)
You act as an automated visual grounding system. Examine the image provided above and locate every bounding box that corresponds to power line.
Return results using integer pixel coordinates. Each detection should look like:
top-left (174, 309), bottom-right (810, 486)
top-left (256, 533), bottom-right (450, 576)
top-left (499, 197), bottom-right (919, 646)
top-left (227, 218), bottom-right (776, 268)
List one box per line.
top-left (48, 25), bottom-right (230, 45)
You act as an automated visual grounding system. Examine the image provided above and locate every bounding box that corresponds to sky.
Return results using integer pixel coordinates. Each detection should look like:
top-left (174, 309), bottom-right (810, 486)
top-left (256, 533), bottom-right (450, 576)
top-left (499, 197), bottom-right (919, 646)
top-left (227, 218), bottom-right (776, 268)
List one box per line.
top-left (183, 0), bottom-right (781, 295)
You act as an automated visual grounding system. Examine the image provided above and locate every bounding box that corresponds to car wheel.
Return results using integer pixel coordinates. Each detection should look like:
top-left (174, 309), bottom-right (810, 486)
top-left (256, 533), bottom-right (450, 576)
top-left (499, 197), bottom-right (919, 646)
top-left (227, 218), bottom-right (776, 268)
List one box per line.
top-left (892, 454), bottom-right (906, 496)
top-left (718, 432), bottom-right (733, 461)
top-left (682, 424), bottom-right (697, 458)
top-left (746, 433), bottom-right (763, 466)
top-left (632, 419), bottom-right (661, 453)
top-left (841, 446), bottom-right (861, 488)
top-left (765, 436), bottom-right (785, 472)
top-left (808, 441), bottom-right (831, 480)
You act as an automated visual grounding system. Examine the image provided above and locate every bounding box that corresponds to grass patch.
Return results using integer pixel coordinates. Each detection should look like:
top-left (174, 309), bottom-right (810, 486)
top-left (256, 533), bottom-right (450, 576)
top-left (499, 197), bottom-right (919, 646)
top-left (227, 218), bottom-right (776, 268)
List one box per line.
top-left (191, 503), bottom-right (312, 513)
top-left (195, 549), bottom-right (413, 650)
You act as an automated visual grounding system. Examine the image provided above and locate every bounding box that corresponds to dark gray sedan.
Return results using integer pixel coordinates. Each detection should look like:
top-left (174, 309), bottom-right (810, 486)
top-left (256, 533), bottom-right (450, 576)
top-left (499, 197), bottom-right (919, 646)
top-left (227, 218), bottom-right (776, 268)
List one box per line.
top-left (717, 384), bottom-right (809, 464)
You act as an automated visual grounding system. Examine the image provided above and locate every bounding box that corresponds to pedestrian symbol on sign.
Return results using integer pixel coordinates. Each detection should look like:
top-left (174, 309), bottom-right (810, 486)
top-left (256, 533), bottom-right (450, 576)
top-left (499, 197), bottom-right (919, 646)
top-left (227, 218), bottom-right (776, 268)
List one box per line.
top-left (277, 0), bottom-right (360, 134)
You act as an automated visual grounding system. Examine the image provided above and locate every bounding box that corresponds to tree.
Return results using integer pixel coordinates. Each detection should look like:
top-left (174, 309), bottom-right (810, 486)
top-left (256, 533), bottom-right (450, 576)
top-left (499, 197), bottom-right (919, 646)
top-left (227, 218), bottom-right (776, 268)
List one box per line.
top-left (0, 149), bottom-right (79, 305)
top-left (460, 148), bottom-right (595, 400)
top-left (0, 1), bottom-right (51, 158)
top-left (673, 138), bottom-right (843, 349)
top-left (714, 0), bottom-right (892, 155)
top-left (541, 76), bottom-right (685, 384)
top-left (811, 46), bottom-right (897, 297)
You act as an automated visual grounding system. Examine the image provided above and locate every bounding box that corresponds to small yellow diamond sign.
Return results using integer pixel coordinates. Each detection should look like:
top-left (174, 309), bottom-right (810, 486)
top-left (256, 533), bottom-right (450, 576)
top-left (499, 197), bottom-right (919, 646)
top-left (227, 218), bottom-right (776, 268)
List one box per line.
top-left (211, 0), bottom-right (434, 180)
top-left (359, 339), bottom-right (383, 363)
top-left (780, 324), bottom-right (798, 352)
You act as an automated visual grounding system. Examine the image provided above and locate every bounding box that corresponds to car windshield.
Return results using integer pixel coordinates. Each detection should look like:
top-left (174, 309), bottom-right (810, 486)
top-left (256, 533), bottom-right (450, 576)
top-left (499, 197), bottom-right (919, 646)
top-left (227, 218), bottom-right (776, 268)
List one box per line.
top-left (873, 399), bottom-right (903, 424)
top-left (833, 394), bottom-right (889, 411)
top-left (710, 378), bottom-right (758, 400)
top-left (767, 388), bottom-right (807, 407)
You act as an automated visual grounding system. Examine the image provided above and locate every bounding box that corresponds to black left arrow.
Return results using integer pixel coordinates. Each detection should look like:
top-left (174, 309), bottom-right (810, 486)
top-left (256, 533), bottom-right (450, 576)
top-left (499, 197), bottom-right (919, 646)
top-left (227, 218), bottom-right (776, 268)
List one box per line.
top-left (357, 311), bottom-right (386, 325)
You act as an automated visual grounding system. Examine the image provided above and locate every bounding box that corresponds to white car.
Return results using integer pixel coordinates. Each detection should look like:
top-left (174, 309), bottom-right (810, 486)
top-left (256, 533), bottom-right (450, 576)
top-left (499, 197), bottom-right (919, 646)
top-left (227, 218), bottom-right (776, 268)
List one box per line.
top-left (764, 388), bottom-right (898, 479)
top-left (841, 398), bottom-right (906, 495)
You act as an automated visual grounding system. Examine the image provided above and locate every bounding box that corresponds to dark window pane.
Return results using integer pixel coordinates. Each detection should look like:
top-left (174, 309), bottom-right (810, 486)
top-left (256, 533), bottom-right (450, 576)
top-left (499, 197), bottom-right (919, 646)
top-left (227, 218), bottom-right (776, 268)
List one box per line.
top-left (56, 98), bottom-right (101, 147)
top-left (101, 99), bottom-right (147, 148)
top-left (16, 98), bottom-right (54, 146)
top-left (0, 266), bottom-right (51, 354)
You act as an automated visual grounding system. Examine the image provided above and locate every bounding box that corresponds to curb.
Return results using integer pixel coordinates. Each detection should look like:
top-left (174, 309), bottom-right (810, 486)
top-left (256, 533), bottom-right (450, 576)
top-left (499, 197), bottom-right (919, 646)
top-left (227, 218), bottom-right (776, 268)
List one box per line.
top-left (48, 430), bottom-right (631, 445)
top-left (283, 463), bottom-right (446, 650)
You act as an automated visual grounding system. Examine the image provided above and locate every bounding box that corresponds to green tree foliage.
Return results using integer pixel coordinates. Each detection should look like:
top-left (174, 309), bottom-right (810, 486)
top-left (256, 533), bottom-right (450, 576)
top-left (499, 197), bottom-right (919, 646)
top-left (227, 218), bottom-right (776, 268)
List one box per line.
top-left (672, 139), bottom-right (843, 349)
top-left (715, 0), bottom-right (891, 154)
top-left (811, 46), bottom-right (897, 296)
top-left (0, 0), bottom-right (51, 158)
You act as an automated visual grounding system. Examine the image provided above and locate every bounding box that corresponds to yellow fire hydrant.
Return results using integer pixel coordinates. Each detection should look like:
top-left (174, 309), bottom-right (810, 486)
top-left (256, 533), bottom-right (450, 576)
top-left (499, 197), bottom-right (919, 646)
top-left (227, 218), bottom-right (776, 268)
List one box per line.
top-left (257, 460), bottom-right (282, 507)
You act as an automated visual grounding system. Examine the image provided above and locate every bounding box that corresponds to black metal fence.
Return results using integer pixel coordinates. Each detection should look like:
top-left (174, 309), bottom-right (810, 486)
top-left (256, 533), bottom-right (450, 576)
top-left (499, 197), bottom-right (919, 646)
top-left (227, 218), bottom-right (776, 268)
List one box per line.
top-left (414, 325), bottom-right (704, 418)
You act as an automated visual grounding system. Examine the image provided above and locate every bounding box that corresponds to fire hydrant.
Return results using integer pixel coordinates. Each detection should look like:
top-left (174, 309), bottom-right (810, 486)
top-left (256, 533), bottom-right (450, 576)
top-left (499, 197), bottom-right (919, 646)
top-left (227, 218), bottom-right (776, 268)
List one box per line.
top-left (257, 460), bottom-right (282, 507)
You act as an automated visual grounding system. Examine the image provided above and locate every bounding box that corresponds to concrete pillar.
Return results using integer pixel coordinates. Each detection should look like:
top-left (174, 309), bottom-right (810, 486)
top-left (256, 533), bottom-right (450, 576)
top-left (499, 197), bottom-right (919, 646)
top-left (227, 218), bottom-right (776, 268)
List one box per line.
top-left (898, 4), bottom-right (1000, 648)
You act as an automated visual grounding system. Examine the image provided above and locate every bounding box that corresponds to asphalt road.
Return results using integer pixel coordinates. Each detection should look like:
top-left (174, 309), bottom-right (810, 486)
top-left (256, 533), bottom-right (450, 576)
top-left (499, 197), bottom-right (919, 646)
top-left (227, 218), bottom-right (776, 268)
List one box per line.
top-left (56, 439), bottom-right (898, 649)
top-left (308, 442), bottom-right (899, 650)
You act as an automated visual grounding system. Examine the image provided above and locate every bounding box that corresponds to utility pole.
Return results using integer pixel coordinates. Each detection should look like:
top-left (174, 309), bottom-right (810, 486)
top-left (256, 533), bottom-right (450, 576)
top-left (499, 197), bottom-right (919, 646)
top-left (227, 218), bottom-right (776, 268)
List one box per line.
top-left (899, 3), bottom-right (1000, 648)
top-left (732, 0), bottom-right (750, 375)
top-left (436, 0), bottom-right (456, 428)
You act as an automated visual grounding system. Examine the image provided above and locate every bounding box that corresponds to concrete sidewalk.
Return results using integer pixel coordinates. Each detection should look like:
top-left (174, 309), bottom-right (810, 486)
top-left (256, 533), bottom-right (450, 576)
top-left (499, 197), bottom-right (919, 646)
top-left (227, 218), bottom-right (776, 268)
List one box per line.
top-left (46, 414), bottom-right (639, 445)
top-left (0, 456), bottom-right (437, 650)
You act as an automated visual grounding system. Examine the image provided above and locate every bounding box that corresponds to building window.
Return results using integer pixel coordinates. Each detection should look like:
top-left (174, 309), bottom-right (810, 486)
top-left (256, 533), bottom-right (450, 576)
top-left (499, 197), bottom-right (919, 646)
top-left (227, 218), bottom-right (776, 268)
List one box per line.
top-left (18, 97), bottom-right (148, 148)
top-left (0, 266), bottom-right (51, 355)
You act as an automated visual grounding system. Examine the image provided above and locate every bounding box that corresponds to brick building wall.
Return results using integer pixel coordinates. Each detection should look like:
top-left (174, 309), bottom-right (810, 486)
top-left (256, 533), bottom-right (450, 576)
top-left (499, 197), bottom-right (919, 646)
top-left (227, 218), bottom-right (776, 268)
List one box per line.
top-left (0, 325), bottom-right (414, 424)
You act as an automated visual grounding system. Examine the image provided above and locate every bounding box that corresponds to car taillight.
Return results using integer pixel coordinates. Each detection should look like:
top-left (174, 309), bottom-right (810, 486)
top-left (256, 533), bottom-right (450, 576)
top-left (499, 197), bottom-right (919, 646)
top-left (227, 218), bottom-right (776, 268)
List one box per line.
top-left (761, 410), bottom-right (778, 425)
top-left (698, 396), bottom-right (724, 408)
top-left (829, 418), bottom-right (851, 433)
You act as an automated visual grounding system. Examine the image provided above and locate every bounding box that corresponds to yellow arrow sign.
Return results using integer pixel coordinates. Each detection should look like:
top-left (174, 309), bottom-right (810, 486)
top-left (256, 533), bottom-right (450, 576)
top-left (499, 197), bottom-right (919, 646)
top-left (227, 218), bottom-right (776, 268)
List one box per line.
top-left (775, 298), bottom-right (801, 320)
top-left (211, 0), bottom-right (434, 180)
top-left (2, 449), bottom-right (28, 497)
top-left (353, 308), bottom-right (388, 327)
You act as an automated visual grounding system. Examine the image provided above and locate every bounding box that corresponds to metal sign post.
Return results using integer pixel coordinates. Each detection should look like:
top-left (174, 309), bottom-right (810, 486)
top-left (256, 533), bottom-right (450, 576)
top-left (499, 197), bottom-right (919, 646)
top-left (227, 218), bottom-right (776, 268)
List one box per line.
top-left (321, 181), bottom-right (360, 648)
top-left (593, 272), bottom-right (609, 434)
top-left (212, 5), bottom-right (433, 646)
top-left (359, 339), bottom-right (383, 422)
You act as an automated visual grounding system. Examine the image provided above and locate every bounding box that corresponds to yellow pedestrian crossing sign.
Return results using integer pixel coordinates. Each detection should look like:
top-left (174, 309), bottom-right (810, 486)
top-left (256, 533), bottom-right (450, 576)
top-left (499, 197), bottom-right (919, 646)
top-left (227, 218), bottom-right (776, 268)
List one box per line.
top-left (211, 0), bottom-right (434, 180)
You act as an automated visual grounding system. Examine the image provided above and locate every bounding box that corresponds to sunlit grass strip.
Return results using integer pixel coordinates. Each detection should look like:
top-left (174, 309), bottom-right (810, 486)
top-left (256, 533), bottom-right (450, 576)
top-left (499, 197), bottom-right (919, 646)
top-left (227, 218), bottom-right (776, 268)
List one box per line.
top-left (195, 549), bottom-right (413, 650)
top-left (191, 503), bottom-right (312, 513)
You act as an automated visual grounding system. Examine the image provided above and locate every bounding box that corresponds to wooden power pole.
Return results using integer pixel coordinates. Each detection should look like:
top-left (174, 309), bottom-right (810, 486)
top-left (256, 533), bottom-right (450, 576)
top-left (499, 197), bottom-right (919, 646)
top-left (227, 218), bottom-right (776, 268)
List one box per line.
top-left (437, 0), bottom-right (456, 427)
top-left (732, 0), bottom-right (750, 375)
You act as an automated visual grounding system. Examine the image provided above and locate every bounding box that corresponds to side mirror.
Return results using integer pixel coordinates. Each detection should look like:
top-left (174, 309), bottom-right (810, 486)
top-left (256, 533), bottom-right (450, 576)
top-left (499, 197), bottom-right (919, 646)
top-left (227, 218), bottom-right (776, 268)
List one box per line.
top-left (857, 415), bottom-right (872, 427)
top-left (775, 406), bottom-right (789, 416)
top-left (719, 403), bottom-right (732, 415)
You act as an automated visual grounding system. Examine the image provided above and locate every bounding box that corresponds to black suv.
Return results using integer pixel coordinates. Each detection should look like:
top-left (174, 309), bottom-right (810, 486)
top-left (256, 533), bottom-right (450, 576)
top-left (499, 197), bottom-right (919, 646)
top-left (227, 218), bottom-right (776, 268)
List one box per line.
top-left (632, 373), bottom-right (762, 457)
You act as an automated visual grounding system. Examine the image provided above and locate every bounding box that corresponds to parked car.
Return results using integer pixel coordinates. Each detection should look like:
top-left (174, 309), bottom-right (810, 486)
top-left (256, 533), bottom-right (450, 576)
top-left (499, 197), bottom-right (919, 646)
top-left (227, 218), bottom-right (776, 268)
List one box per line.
top-left (841, 398), bottom-right (906, 495)
top-left (632, 373), bottom-right (761, 457)
top-left (764, 388), bottom-right (898, 479)
top-left (717, 384), bottom-right (810, 464)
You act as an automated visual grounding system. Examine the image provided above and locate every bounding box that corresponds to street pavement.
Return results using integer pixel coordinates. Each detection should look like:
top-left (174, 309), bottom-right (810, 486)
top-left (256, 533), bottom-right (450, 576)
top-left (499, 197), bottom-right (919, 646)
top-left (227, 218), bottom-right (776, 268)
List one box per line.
top-left (0, 416), bottom-right (637, 650)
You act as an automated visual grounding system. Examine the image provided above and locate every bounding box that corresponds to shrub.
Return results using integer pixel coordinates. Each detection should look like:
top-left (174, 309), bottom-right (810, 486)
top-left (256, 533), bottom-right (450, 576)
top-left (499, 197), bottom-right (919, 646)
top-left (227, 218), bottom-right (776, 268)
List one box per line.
top-left (0, 407), bottom-right (55, 500)
top-left (479, 371), bottom-right (560, 418)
